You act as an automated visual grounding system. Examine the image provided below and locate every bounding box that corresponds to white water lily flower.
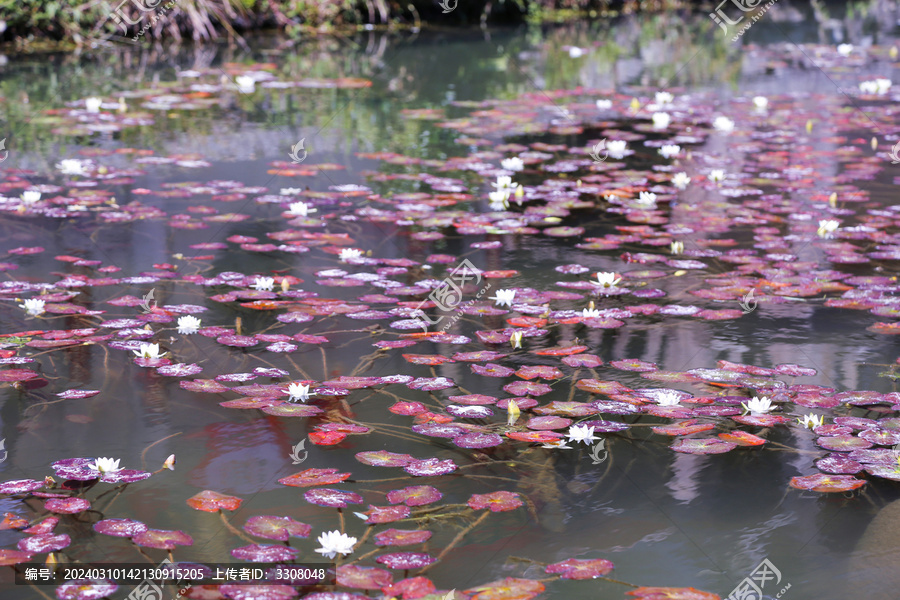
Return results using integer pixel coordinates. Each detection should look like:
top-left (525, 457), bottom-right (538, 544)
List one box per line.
top-left (492, 175), bottom-right (515, 192)
top-left (860, 80), bottom-right (880, 95)
top-left (133, 342), bottom-right (164, 360)
top-left (817, 219), bottom-right (840, 238)
top-left (659, 144), bottom-right (681, 159)
top-left (488, 190), bottom-right (510, 210)
top-left (713, 116), bottom-right (735, 132)
top-left (284, 382), bottom-right (315, 403)
top-left (656, 391), bottom-right (682, 406)
top-left (672, 172), bottom-right (691, 190)
top-left (595, 99), bottom-right (613, 110)
top-left (252, 276), bottom-right (275, 291)
top-left (340, 248), bottom-right (364, 262)
top-left (582, 307), bottom-right (601, 318)
top-left (753, 96), bottom-right (769, 110)
top-left (19, 298), bottom-right (45, 316)
top-left (85, 97), bottom-right (103, 113)
top-left (163, 454), bottom-right (176, 471)
top-left (568, 46), bottom-right (585, 58)
top-left (837, 43), bottom-right (853, 57)
top-left (315, 530), bottom-right (357, 559)
top-left (94, 457), bottom-right (122, 474)
top-left (742, 396), bottom-right (773, 414)
top-left (876, 78), bottom-right (892, 94)
top-left (280, 187), bottom-right (303, 195)
top-left (510, 330), bottom-right (523, 349)
top-left (235, 76), bottom-right (255, 93)
top-left (541, 440), bottom-right (573, 449)
top-left (56, 159), bottom-right (89, 176)
top-left (708, 169), bottom-right (726, 183)
top-left (21, 190), bottom-right (41, 204)
top-left (490, 289), bottom-right (516, 307)
top-left (177, 315), bottom-right (201, 335)
top-left (652, 112), bottom-right (671, 128)
top-left (607, 140), bottom-right (627, 159)
top-left (567, 424), bottom-right (598, 446)
top-left (288, 201), bottom-right (317, 217)
top-left (635, 191), bottom-right (657, 208)
top-left (655, 91), bottom-right (674, 105)
top-left (670, 241), bottom-right (684, 255)
top-left (501, 157), bottom-right (524, 171)
top-left (798, 413), bottom-right (825, 430)
top-left (592, 272), bottom-right (622, 288)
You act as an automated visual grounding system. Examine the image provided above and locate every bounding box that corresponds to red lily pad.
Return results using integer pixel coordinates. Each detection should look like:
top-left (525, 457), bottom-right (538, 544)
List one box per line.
top-left (23, 516), bottom-right (59, 534)
top-left (361, 505), bottom-right (411, 524)
top-left (732, 415), bottom-right (791, 427)
top-left (467, 491), bottom-right (523, 512)
top-left (180, 379), bottom-right (230, 393)
top-left (243, 515), bottom-right (311, 541)
top-left (262, 404), bottom-right (325, 418)
top-left (386, 485), bottom-right (443, 506)
top-left (472, 363), bottom-right (516, 377)
top-left (789, 473), bottom-right (867, 492)
top-left (0, 549), bottom-right (33, 565)
top-left (403, 354), bottom-right (456, 365)
top-left (652, 420), bottom-right (714, 436)
top-left (132, 528), bottom-right (193, 549)
top-left (526, 416), bottom-right (573, 431)
top-left (374, 529), bottom-right (433, 546)
top-left (309, 430), bottom-right (348, 446)
top-left (279, 468), bottom-right (352, 487)
top-left (609, 359), bottom-right (658, 372)
top-left (337, 565), bottom-right (393, 590)
top-left (465, 577), bottom-right (545, 600)
top-left (717, 431), bottom-right (767, 446)
top-left (382, 577), bottom-right (436, 600)
top-left (0, 513), bottom-right (28, 530)
top-left (561, 354), bottom-right (604, 368)
top-left (545, 558), bottom-right (614, 579)
top-left (187, 490), bottom-right (243, 512)
top-left (516, 366), bottom-right (564, 380)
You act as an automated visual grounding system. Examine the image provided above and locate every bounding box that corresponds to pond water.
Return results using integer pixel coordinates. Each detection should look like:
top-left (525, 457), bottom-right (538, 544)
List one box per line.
top-left (2, 2), bottom-right (900, 599)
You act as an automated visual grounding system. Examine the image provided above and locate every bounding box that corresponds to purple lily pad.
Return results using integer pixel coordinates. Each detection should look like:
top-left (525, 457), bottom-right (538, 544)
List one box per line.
top-left (231, 543), bottom-right (300, 562)
top-left (816, 454), bottom-right (864, 474)
top-left (303, 488), bottom-right (363, 508)
top-left (671, 439), bottom-right (737, 454)
top-left (404, 458), bottom-right (458, 477)
top-left (446, 405), bottom-right (494, 418)
top-left (44, 498), bottom-right (91, 514)
top-left (816, 435), bottom-right (874, 452)
top-left (411, 423), bottom-right (468, 438)
top-left (0, 479), bottom-right (44, 494)
top-left (355, 451), bottom-right (415, 467)
top-left (376, 552), bottom-right (436, 569)
top-left (386, 485), bottom-right (442, 506)
top-left (56, 389), bottom-right (100, 399)
top-left (93, 518), bottom-right (148, 537)
top-left (503, 381), bottom-right (553, 396)
top-left (18, 533), bottom-right (70, 553)
top-left (156, 363), bottom-right (204, 376)
top-left (337, 565), bottom-right (393, 590)
top-left (243, 516), bottom-right (311, 541)
top-left (56, 579), bottom-right (118, 600)
top-left (408, 377), bottom-right (456, 391)
top-left (452, 432), bottom-right (504, 448)
top-left (374, 529), bottom-right (433, 546)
